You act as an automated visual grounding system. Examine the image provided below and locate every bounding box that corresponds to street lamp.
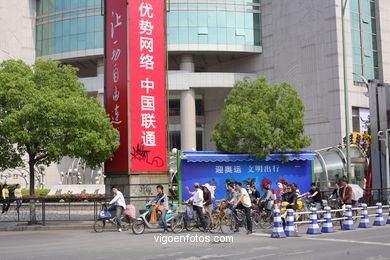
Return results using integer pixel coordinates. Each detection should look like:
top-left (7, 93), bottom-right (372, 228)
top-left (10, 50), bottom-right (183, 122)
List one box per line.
top-left (353, 73), bottom-right (369, 97)
top-left (341, 0), bottom-right (351, 183)
top-left (378, 130), bottom-right (390, 194)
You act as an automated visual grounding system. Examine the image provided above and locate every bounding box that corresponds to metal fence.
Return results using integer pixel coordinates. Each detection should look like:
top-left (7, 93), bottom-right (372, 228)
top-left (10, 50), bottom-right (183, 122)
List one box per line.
top-left (0, 195), bottom-right (175, 225)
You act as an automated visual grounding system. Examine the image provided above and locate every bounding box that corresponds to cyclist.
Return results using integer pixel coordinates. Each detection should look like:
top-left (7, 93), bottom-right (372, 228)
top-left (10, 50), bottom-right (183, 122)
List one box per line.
top-left (281, 184), bottom-right (298, 210)
top-left (250, 184), bottom-right (261, 207)
top-left (217, 183), bottom-right (236, 208)
top-left (108, 186), bottom-right (126, 232)
top-left (202, 184), bottom-right (213, 225)
top-left (233, 182), bottom-right (253, 235)
top-left (185, 183), bottom-right (208, 231)
top-left (339, 179), bottom-right (352, 207)
top-left (259, 185), bottom-right (273, 211)
top-left (149, 184), bottom-right (169, 232)
top-left (301, 183), bottom-right (322, 211)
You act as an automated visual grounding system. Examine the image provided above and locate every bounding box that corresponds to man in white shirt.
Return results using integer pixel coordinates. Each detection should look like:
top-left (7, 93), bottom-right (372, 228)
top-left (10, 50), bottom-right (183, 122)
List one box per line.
top-left (233, 182), bottom-right (253, 235)
top-left (109, 186), bottom-right (126, 232)
top-left (185, 182), bottom-right (208, 231)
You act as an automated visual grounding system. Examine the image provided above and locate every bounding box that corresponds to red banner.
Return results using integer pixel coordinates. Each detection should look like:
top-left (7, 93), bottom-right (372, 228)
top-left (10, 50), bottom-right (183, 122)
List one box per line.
top-left (105, 0), bottom-right (129, 173)
top-left (129, 0), bottom-right (167, 172)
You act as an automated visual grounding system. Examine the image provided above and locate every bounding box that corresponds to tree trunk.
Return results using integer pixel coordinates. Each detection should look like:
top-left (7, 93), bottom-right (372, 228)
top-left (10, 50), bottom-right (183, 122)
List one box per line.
top-left (29, 160), bottom-right (37, 224)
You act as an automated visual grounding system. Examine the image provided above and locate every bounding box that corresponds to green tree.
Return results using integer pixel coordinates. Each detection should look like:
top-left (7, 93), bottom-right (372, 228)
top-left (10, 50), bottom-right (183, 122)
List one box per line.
top-left (0, 59), bottom-right (119, 223)
top-left (211, 77), bottom-right (311, 159)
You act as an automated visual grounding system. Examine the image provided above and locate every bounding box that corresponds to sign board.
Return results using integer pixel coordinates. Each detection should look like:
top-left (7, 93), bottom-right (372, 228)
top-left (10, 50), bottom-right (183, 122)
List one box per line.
top-left (128, 0), bottom-right (167, 173)
top-left (181, 159), bottom-right (313, 201)
top-left (105, 0), bottom-right (129, 173)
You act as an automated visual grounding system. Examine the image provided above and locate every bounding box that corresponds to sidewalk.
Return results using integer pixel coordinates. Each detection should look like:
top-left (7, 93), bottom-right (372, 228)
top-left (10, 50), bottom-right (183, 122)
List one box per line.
top-left (0, 221), bottom-right (94, 232)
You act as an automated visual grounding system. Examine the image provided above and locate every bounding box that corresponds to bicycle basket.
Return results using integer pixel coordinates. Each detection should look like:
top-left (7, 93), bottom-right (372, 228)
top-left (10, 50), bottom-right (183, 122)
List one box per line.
top-left (177, 204), bottom-right (187, 213)
top-left (184, 205), bottom-right (195, 221)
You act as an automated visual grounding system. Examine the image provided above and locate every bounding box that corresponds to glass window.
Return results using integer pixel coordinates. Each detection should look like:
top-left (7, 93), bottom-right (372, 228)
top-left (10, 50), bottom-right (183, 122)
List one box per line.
top-left (188, 11), bottom-right (197, 26)
top-left (70, 18), bottom-right (78, 35)
top-left (198, 11), bottom-right (207, 27)
top-left (178, 27), bottom-right (189, 44)
top-left (217, 11), bottom-right (227, 27)
top-left (178, 10), bottom-right (188, 27)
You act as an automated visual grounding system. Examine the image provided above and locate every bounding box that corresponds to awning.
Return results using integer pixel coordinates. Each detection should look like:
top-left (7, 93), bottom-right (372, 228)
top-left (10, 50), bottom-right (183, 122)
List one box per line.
top-left (182, 151), bottom-right (316, 163)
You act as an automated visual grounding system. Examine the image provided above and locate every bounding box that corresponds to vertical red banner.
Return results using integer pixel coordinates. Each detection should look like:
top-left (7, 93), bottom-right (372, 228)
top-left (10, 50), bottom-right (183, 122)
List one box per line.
top-left (129, 0), bottom-right (167, 172)
top-left (105, 0), bottom-right (129, 173)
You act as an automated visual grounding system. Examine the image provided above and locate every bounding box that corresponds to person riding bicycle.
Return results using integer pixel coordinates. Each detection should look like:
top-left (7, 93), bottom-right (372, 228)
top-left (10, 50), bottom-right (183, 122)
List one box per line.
top-left (217, 183), bottom-right (236, 208)
top-left (109, 186), bottom-right (126, 232)
top-left (202, 184), bottom-right (213, 225)
top-left (249, 184), bottom-right (260, 208)
top-left (259, 185), bottom-right (273, 211)
top-left (233, 182), bottom-right (253, 235)
top-left (281, 184), bottom-right (298, 210)
top-left (149, 184), bottom-right (169, 232)
top-left (339, 179), bottom-right (352, 207)
top-left (301, 183), bottom-right (322, 211)
top-left (185, 183), bottom-right (208, 232)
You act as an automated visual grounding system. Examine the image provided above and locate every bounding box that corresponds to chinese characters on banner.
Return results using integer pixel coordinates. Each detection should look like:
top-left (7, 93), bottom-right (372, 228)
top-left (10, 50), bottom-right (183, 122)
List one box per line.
top-left (129, 0), bottom-right (167, 172)
top-left (105, 0), bottom-right (128, 173)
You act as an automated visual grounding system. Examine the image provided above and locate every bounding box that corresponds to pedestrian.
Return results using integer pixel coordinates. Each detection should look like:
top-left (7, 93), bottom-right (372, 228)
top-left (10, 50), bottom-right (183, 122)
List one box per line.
top-left (14, 184), bottom-right (23, 214)
top-left (1, 184), bottom-right (10, 214)
top-left (233, 182), bottom-right (253, 235)
top-left (185, 183), bottom-right (208, 231)
top-left (202, 184), bottom-right (213, 226)
top-left (108, 186), bottom-right (126, 232)
top-left (149, 184), bottom-right (169, 232)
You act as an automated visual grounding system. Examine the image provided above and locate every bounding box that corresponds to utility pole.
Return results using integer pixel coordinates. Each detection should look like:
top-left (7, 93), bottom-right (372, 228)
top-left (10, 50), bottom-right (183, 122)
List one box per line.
top-left (341, 0), bottom-right (351, 183)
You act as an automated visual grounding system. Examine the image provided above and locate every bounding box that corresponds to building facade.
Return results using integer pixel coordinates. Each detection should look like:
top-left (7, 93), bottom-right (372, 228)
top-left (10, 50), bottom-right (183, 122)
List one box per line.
top-left (2, 0), bottom-right (390, 189)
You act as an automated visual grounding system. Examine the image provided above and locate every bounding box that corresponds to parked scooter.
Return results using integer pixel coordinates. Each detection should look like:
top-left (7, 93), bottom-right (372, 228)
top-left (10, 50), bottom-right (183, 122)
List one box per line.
top-left (132, 201), bottom-right (176, 235)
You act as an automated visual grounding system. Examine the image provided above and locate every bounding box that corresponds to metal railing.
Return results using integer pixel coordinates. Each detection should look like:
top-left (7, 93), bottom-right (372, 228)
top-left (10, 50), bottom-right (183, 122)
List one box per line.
top-left (0, 194), bottom-right (176, 226)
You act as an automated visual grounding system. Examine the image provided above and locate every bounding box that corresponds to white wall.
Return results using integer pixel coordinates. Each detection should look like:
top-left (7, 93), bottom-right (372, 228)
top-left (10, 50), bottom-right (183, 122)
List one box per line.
top-left (0, 0), bottom-right (36, 63)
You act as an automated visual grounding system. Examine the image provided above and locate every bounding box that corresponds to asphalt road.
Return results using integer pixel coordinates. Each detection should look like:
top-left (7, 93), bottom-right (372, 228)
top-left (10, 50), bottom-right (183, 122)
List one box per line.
top-left (1, 225), bottom-right (390, 260)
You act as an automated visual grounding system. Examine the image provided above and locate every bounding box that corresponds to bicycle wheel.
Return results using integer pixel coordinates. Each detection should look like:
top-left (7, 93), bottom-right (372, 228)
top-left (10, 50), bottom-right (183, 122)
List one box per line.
top-left (197, 215), bottom-right (209, 232)
top-left (171, 214), bottom-right (185, 234)
top-left (220, 214), bottom-right (235, 235)
top-left (93, 219), bottom-right (106, 233)
top-left (132, 219), bottom-right (145, 235)
top-left (120, 216), bottom-right (131, 231)
top-left (185, 219), bottom-right (196, 231)
top-left (209, 213), bottom-right (222, 234)
top-left (259, 211), bottom-right (273, 229)
top-left (251, 211), bottom-right (261, 231)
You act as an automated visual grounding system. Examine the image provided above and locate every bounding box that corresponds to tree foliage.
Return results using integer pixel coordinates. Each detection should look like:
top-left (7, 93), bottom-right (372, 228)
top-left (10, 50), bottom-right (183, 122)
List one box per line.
top-left (0, 59), bottom-right (119, 185)
top-left (211, 77), bottom-right (311, 159)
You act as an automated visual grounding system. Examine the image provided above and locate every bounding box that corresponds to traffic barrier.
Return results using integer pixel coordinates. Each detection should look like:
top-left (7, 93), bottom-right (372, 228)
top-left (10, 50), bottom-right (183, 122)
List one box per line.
top-left (285, 209), bottom-right (297, 237)
top-left (343, 205), bottom-right (354, 230)
top-left (321, 206), bottom-right (334, 233)
top-left (373, 203), bottom-right (385, 226)
top-left (358, 203), bottom-right (371, 228)
top-left (271, 209), bottom-right (286, 238)
top-left (387, 207), bottom-right (390, 225)
top-left (307, 207), bottom-right (321, 234)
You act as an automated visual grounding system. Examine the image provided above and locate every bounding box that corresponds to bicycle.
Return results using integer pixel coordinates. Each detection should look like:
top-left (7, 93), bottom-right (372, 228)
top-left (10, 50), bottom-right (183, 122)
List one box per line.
top-left (93, 203), bottom-right (131, 233)
top-left (252, 205), bottom-right (273, 230)
top-left (220, 207), bottom-right (250, 235)
top-left (209, 201), bottom-right (230, 233)
top-left (181, 202), bottom-right (210, 232)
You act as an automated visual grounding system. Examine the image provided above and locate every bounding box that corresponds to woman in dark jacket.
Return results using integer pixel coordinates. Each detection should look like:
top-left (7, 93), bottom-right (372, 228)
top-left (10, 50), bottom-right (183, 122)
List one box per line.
top-left (281, 185), bottom-right (298, 210)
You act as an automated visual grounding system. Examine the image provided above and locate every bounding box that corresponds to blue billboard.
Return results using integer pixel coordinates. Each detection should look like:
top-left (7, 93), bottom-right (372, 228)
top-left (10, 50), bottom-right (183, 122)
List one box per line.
top-left (180, 151), bottom-right (314, 201)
